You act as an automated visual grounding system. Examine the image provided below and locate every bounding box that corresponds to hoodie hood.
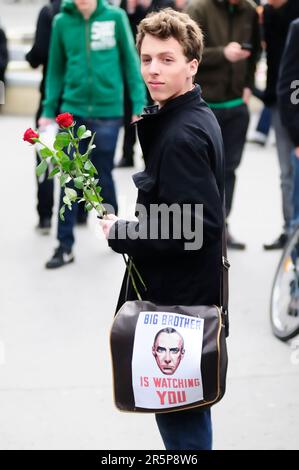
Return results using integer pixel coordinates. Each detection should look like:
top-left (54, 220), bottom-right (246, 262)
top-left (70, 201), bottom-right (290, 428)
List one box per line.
top-left (62, 0), bottom-right (107, 15)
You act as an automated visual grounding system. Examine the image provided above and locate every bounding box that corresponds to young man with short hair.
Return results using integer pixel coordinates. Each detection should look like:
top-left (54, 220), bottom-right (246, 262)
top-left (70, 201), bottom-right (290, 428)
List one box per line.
top-left (101, 8), bottom-right (225, 450)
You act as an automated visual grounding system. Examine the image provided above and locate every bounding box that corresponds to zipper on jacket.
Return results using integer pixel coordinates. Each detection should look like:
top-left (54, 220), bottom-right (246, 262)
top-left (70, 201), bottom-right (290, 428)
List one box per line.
top-left (85, 19), bottom-right (93, 117)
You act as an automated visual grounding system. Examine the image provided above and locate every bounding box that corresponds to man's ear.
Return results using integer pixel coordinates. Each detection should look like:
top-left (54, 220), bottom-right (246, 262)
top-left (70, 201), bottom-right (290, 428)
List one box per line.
top-left (152, 347), bottom-right (156, 357)
top-left (188, 58), bottom-right (199, 79)
top-left (181, 348), bottom-right (185, 357)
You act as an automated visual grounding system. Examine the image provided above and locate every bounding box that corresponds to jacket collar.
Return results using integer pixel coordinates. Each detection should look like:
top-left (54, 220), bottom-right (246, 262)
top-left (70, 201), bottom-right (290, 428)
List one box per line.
top-left (141, 84), bottom-right (202, 119)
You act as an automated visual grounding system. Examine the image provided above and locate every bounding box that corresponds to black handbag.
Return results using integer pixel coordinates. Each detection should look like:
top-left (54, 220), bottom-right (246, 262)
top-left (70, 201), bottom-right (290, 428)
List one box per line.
top-left (110, 230), bottom-right (229, 414)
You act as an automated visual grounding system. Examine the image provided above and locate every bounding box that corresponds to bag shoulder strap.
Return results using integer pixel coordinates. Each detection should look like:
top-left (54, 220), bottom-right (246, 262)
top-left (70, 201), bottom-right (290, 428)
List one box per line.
top-left (123, 200), bottom-right (230, 335)
top-left (221, 216), bottom-right (230, 336)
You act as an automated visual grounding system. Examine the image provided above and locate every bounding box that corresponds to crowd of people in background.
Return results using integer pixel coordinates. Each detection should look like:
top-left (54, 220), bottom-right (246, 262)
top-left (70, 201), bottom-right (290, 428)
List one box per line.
top-left (1, 0), bottom-right (299, 264)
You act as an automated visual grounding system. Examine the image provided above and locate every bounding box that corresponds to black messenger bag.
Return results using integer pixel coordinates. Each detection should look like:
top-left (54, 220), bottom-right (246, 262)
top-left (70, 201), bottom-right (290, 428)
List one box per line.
top-left (110, 230), bottom-right (229, 414)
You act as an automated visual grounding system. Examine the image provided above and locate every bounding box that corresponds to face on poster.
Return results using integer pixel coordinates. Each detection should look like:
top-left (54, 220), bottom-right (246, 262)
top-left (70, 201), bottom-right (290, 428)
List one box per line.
top-left (131, 311), bottom-right (204, 409)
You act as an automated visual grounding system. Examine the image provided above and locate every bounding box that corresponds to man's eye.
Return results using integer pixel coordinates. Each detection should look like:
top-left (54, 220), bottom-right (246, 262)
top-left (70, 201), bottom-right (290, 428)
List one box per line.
top-left (163, 58), bottom-right (173, 63)
top-left (157, 347), bottom-right (165, 353)
top-left (142, 58), bottom-right (151, 64)
top-left (171, 348), bottom-right (179, 354)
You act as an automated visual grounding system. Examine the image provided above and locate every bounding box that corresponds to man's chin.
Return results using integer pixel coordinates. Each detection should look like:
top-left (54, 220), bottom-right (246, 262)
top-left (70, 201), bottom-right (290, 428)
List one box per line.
top-left (149, 91), bottom-right (168, 105)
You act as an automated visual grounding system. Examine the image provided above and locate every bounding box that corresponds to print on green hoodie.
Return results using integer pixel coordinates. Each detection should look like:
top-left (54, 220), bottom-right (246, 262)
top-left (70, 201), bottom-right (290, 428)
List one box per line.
top-left (43, 0), bottom-right (146, 118)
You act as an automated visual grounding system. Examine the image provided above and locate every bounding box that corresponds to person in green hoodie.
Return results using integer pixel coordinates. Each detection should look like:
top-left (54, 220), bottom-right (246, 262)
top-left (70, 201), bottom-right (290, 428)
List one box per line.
top-left (39, 0), bottom-right (146, 269)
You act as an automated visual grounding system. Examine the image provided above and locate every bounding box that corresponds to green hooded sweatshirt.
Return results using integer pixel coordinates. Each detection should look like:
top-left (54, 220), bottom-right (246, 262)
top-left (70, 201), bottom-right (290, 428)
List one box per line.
top-left (43, 0), bottom-right (146, 118)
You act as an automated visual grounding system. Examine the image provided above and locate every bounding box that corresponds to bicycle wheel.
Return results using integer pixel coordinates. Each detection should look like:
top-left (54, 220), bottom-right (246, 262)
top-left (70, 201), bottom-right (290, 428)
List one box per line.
top-left (270, 227), bottom-right (299, 341)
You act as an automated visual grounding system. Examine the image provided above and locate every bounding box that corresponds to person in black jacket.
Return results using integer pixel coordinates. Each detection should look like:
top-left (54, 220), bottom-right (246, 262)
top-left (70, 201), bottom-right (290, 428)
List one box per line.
top-left (26, 0), bottom-right (62, 233)
top-left (277, 19), bottom-right (299, 227)
top-left (100, 9), bottom-right (225, 450)
top-left (187, 0), bottom-right (261, 251)
top-left (0, 24), bottom-right (8, 106)
top-left (117, 0), bottom-right (151, 168)
top-left (262, 0), bottom-right (299, 250)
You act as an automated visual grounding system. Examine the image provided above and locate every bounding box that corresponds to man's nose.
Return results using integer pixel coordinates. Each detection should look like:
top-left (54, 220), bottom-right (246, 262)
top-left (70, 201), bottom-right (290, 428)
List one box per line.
top-left (164, 351), bottom-right (171, 363)
top-left (149, 59), bottom-right (160, 75)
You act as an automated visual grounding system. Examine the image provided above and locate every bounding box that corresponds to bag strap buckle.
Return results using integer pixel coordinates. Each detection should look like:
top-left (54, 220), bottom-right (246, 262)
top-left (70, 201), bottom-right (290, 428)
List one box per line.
top-left (222, 256), bottom-right (230, 270)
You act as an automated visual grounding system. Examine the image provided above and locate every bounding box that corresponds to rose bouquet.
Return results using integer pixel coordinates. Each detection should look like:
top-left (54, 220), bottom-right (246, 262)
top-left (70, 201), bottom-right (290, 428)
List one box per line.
top-left (23, 112), bottom-right (106, 221)
top-left (23, 112), bottom-right (145, 298)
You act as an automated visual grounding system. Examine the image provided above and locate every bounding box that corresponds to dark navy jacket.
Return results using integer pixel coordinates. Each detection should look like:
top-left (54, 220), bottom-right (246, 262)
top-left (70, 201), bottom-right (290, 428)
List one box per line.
top-left (109, 86), bottom-right (225, 309)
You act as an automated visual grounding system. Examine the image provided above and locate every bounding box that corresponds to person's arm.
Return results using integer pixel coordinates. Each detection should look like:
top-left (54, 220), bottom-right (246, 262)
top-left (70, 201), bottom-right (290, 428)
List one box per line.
top-left (25, 6), bottom-right (52, 68)
top-left (0, 28), bottom-right (8, 74)
top-left (42, 16), bottom-right (66, 118)
top-left (277, 20), bottom-right (299, 148)
top-left (116, 10), bottom-right (147, 116)
top-left (108, 134), bottom-right (223, 257)
top-left (244, 9), bottom-right (261, 91)
top-left (187, 2), bottom-right (226, 67)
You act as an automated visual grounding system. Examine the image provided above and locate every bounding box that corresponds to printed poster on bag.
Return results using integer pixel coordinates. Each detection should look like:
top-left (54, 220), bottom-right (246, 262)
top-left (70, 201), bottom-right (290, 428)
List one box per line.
top-left (131, 311), bottom-right (204, 409)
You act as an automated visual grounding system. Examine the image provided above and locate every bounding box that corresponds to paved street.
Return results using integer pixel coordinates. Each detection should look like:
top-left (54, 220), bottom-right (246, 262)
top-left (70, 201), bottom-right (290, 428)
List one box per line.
top-left (0, 112), bottom-right (298, 450)
top-left (1, 0), bottom-right (52, 34)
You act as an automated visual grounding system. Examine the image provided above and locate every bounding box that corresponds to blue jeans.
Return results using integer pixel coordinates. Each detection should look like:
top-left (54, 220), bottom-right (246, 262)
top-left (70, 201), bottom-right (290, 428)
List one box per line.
top-left (256, 106), bottom-right (271, 136)
top-left (271, 105), bottom-right (294, 232)
top-left (155, 408), bottom-right (212, 450)
top-left (58, 116), bottom-right (122, 249)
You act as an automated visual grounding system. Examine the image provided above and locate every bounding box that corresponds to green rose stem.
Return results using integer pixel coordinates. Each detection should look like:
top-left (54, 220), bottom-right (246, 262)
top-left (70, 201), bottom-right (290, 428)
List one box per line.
top-left (121, 254), bottom-right (147, 301)
top-left (66, 127), bottom-right (106, 216)
top-left (32, 124), bottom-right (106, 219)
top-left (38, 136), bottom-right (105, 217)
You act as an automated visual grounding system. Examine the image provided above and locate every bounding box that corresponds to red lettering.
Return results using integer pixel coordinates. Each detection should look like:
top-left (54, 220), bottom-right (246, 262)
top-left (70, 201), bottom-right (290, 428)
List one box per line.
top-left (157, 391), bottom-right (166, 405)
top-left (168, 391), bottom-right (177, 404)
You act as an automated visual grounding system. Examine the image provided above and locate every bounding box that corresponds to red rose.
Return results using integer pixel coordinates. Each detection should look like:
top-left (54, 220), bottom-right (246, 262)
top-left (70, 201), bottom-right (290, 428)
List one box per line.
top-left (56, 112), bottom-right (74, 128)
top-left (23, 128), bottom-right (39, 145)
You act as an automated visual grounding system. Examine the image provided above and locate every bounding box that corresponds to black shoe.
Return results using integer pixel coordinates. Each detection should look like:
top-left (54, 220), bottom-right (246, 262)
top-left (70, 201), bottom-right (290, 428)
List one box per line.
top-left (36, 217), bottom-right (51, 235)
top-left (45, 245), bottom-right (74, 269)
top-left (263, 233), bottom-right (288, 250)
top-left (227, 231), bottom-right (246, 250)
top-left (116, 157), bottom-right (134, 168)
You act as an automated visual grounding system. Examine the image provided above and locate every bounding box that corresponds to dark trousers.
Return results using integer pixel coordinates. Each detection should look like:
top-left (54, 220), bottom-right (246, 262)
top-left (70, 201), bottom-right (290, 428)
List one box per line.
top-left (155, 408), bottom-right (212, 450)
top-left (212, 104), bottom-right (249, 217)
top-left (58, 116), bottom-right (122, 249)
top-left (35, 104), bottom-right (54, 220)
